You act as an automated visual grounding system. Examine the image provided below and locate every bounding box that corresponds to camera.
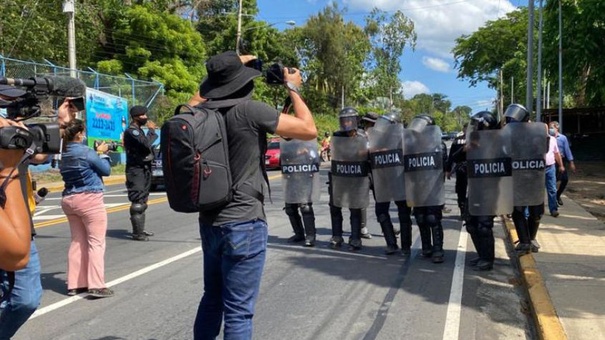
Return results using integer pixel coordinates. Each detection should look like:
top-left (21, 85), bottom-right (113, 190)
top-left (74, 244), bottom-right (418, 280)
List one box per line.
top-left (0, 123), bottom-right (61, 154)
top-left (265, 62), bottom-right (295, 85)
top-left (94, 140), bottom-right (120, 152)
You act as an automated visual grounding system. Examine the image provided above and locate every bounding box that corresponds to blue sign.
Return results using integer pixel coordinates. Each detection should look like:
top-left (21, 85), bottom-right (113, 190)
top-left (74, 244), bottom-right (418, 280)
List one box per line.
top-left (85, 88), bottom-right (128, 150)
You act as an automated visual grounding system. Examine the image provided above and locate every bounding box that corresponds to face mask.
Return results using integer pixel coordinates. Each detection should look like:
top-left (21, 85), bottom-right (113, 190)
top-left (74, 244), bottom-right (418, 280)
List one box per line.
top-left (137, 117), bottom-right (148, 125)
top-left (548, 128), bottom-right (556, 136)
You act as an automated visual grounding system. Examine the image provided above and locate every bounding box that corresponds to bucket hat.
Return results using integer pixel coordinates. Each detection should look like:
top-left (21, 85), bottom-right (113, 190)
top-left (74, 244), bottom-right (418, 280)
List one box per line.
top-left (199, 51), bottom-right (261, 99)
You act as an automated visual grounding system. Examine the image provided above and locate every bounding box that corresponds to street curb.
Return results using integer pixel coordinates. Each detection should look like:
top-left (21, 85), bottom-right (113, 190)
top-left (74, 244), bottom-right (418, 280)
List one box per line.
top-left (40, 175), bottom-right (126, 193)
top-left (501, 216), bottom-right (567, 340)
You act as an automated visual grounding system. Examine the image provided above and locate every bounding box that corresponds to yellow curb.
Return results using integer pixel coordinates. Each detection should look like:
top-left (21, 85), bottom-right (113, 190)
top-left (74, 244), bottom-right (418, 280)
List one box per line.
top-left (501, 216), bottom-right (567, 340)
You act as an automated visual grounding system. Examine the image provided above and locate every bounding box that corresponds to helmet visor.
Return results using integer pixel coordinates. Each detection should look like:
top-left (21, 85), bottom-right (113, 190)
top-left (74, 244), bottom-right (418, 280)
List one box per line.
top-left (339, 116), bottom-right (358, 132)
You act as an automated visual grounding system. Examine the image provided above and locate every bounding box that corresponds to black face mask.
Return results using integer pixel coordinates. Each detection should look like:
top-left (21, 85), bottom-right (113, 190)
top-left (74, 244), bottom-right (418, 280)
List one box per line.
top-left (136, 117), bottom-right (148, 125)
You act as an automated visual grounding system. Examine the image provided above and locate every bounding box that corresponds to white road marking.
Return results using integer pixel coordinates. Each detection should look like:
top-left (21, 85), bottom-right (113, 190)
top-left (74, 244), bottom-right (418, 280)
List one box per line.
top-left (443, 225), bottom-right (468, 340)
top-left (33, 203), bottom-right (130, 221)
top-left (29, 247), bottom-right (202, 319)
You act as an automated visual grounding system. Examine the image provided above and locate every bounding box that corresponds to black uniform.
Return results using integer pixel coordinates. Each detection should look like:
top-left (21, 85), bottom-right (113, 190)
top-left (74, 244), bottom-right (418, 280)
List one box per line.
top-left (446, 132), bottom-right (467, 219)
top-left (123, 122), bottom-right (157, 240)
top-left (328, 129), bottom-right (368, 250)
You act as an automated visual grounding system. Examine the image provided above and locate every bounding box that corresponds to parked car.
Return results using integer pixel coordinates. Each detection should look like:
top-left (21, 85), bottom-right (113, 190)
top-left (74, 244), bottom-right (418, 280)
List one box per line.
top-left (265, 138), bottom-right (281, 170)
top-left (150, 143), bottom-right (163, 191)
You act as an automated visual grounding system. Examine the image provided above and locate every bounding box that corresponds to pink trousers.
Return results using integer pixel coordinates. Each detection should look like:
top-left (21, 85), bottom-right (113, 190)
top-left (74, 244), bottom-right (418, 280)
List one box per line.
top-left (61, 192), bottom-right (108, 290)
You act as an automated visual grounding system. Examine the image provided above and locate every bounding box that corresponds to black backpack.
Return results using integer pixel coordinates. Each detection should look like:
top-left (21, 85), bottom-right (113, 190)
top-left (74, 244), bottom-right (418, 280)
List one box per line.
top-left (160, 101), bottom-right (266, 213)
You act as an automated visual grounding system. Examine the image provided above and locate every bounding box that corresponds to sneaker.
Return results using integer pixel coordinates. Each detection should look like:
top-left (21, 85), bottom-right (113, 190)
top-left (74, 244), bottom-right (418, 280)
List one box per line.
top-left (515, 243), bottom-right (532, 255)
top-left (557, 197), bottom-right (563, 206)
top-left (348, 238), bottom-right (362, 251)
top-left (551, 211), bottom-right (560, 218)
top-left (531, 239), bottom-right (541, 253)
top-left (473, 260), bottom-right (493, 271)
top-left (469, 257), bottom-right (481, 266)
top-left (132, 234), bottom-right (149, 241)
top-left (303, 235), bottom-right (316, 247)
top-left (67, 287), bottom-right (88, 296)
top-left (384, 244), bottom-right (399, 255)
top-left (360, 227), bottom-right (372, 239)
top-left (329, 236), bottom-right (344, 249)
top-left (142, 230), bottom-right (155, 236)
top-left (88, 288), bottom-right (114, 298)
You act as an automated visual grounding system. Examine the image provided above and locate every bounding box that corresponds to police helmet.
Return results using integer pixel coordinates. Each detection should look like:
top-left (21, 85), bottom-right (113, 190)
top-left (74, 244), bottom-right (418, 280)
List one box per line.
top-left (504, 103), bottom-right (529, 123)
top-left (408, 114), bottom-right (435, 132)
top-left (470, 111), bottom-right (499, 130)
top-left (375, 111), bottom-right (401, 129)
top-left (338, 107), bottom-right (359, 132)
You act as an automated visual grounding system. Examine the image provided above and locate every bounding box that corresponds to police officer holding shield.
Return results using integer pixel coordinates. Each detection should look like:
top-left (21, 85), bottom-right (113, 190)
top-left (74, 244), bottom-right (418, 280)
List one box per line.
top-left (359, 113), bottom-right (380, 240)
top-left (123, 105), bottom-right (157, 241)
top-left (281, 138), bottom-right (321, 247)
top-left (328, 107), bottom-right (371, 251)
top-left (368, 112), bottom-right (412, 255)
top-left (404, 114), bottom-right (447, 263)
top-left (504, 104), bottom-right (548, 254)
top-left (446, 123), bottom-right (468, 220)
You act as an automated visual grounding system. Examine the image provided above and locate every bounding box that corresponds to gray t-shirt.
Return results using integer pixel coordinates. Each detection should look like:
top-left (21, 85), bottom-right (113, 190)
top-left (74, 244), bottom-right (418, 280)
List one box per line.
top-left (199, 100), bottom-right (279, 226)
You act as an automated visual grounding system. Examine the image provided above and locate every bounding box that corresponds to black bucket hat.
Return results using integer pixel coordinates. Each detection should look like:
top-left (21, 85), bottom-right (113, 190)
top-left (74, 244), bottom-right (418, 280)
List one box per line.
top-left (199, 51), bottom-right (261, 99)
top-left (0, 84), bottom-right (27, 98)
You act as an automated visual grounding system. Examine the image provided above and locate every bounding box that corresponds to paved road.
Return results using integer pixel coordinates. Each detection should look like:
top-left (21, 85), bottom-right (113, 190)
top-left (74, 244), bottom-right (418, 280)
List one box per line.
top-left (16, 169), bottom-right (531, 339)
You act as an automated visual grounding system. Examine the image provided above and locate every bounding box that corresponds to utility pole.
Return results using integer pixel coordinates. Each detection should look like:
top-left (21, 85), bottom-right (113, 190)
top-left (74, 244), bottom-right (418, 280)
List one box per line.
top-left (499, 69), bottom-right (504, 117)
top-left (558, 0), bottom-right (564, 133)
top-left (235, 0), bottom-right (243, 54)
top-left (63, 0), bottom-right (76, 78)
top-left (526, 0), bottom-right (535, 114)
top-left (536, 0), bottom-right (544, 122)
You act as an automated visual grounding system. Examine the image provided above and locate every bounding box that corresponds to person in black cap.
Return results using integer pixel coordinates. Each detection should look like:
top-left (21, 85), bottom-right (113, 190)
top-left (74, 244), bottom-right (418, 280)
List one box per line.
top-left (123, 105), bottom-right (158, 241)
top-left (191, 51), bottom-right (316, 340)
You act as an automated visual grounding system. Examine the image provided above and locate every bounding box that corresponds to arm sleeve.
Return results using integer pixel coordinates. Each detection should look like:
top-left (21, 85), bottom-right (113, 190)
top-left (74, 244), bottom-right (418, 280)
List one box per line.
top-left (247, 101), bottom-right (280, 134)
top-left (87, 149), bottom-right (111, 177)
top-left (562, 136), bottom-right (574, 161)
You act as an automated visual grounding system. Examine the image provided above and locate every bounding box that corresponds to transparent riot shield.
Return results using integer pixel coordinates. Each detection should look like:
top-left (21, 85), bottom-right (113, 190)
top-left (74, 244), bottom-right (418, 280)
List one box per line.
top-left (505, 122), bottom-right (548, 206)
top-left (403, 125), bottom-right (444, 207)
top-left (466, 128), bottom-right (514, 215)
top-left (280, 138), bottom-right (321, 204)
top-left (368, 123), bottom-right (405, 203)
top-left (330, 134), bottom-right (370, 209)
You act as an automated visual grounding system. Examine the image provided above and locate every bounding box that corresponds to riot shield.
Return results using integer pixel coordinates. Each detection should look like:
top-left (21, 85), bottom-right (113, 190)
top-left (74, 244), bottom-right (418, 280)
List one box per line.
top-left (280, 138), bottom-right (321, 204)
top-left (466, 128), bottom-right (514, 215)
top-left (330, 134), bottom-right (370, 209)
top-left (403, 125), bottom-right (444, 207)
top-left (368, 123), bottom-right (405, 203)
top-left (505, 122), bottom-right (548, 206)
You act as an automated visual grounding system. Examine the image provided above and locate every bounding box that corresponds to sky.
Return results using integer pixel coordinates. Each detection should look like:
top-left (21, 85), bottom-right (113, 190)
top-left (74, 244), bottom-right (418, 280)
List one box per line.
top-left (256, 0), bottom-right (524, 113)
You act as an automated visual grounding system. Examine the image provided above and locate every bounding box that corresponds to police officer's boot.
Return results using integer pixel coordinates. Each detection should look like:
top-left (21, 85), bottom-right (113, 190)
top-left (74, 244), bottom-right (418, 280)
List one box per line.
top-left (528, 215), bottom-right (541, 253)
top-left (360, 208), bottom-right (372, 239)
top-left (458, 200), bottom-right (467, 223)
top-left (418, 224), bottom-right (433, 257)
top-left (399, 223), bottom-right (412, 256)
top-left (301, 204), bottom-right (316, 247)
top-left (378, 215), bottom-right (398, 255)
top-left (512, 208), bottom-right (531, 255)
top-left (329, 205), bottom-right (344, 248)
top-left (474, 225), bottom-right (494, 271)
top-left (430, 223), bottom-right (445, 264)
top-left (285, 204), bottom-right (305, 243)
top-left (348, 209), bottom-right (362, 251)
top-left (130, 203), bottom-right (149, 241)
top-left (465, 218), bottom-right (481, 266)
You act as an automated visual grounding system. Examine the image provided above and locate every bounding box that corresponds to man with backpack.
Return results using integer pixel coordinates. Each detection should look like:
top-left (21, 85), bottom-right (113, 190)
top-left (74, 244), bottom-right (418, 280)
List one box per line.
top-left (188, 51), bottom-right (316, 340)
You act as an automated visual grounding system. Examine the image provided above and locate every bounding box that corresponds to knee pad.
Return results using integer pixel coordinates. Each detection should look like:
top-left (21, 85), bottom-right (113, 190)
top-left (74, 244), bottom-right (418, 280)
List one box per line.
top-left (130, 203), bottom-right (146, 215)
top-left (300, 203), bottom-right (313, 215)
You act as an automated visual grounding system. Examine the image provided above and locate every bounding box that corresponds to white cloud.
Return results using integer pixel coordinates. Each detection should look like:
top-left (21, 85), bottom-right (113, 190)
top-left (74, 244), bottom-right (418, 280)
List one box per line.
top-left (401, 80), bottom-right (430, 99)
top-left (343, 0), bottom-right (517, 58)
top-left (422, 56), bottom-right (450, 73)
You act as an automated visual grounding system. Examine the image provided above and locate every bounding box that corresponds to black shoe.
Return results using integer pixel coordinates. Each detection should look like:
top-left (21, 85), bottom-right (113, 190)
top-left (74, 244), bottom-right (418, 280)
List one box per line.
top-left (401, 247), bottom-right (411, 256)
top-left (473, 260), bottom-right (493, 271)
top-left (531, 239), bottom-right (541, 253)
top-left (469, 257), bottom-right (481, 266)
top-left (515, 243), bottom-right (532, 255)
top-left (132, 234), bottom-right (149, 241)
top-left (304, 235), bottom-right (316, 247)
top-left (384, 244), bottom-right (399, 255)
top-left (88, 288), bottom-right (114, 298)
top-left (551, 211), bottom-right (560, 218)
top-left (143, 230), bottom-right (155, 236)
top-left (67, 287), bottom-right (88, 296)
top-left (421, 249), bottom-right (433, 258)
top-left (432, 254), bottom-right (444, 264)
top-left (287, 234), bottom-right (305, 243)
top-left (557, 197), bottom-right (564, 206)
top-left (348, 238), bottom-right (362, 251)
top-left (329, 236), bottom-right (343, 249)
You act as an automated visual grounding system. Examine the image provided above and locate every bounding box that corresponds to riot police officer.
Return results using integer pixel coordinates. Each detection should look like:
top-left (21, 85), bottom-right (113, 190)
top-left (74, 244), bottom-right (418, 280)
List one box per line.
top-left (446, 123), bottom-right (468, 220)
top-left (368, 112), bottom-right (412, 255)
top-left (405, 114), bottom-right (447, 263)
top-left (465, 111), bottom-right (501, 271)
top-left (328, 107), bottom-right (371, 251)
top-left (505, 104), bottom-right (546, 255)
top-left (359, 112), bottom-right (380, 240)
top-left (123, 105), bottom-right (157, 241)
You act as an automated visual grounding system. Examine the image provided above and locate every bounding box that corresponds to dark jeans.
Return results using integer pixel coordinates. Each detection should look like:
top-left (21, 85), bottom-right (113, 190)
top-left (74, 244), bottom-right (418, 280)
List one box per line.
top-left (126, 165), bottom-right (151, 204)
top-left (556, 163), bottom-right (569, 199)
top-left (194, 219), bottom-right (268, 340)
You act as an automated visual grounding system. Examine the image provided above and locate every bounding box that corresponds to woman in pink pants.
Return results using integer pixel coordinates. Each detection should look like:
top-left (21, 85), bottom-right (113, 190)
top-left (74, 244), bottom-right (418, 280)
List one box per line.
top-left (60, 119), bottom-right (113, 298)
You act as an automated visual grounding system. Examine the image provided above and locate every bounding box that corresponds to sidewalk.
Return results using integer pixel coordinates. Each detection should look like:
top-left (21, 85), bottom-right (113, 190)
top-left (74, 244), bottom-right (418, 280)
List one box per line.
top-left (502, 194), bottom-right (605, 340)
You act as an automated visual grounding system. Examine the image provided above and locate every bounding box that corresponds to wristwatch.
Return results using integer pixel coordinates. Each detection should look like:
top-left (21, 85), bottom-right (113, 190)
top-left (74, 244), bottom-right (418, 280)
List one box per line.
top-left (285, 82), bottom-right (300, 93)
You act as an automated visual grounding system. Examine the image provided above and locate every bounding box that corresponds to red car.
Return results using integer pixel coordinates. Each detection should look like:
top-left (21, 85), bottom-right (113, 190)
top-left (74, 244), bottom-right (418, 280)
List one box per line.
top-left (265, 138), bottom-right (281, 170)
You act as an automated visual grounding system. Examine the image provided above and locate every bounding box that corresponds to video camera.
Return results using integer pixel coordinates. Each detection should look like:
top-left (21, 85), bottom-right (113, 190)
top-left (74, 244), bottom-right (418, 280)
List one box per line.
top-left (93, 140), bottom-right (120, 152)
top-left (245, 60), bottom-right (295, 86)
top-left (0, 76), bottom-right (87, 154)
